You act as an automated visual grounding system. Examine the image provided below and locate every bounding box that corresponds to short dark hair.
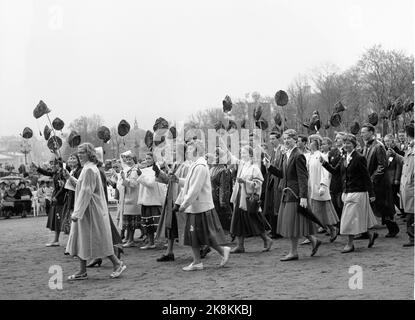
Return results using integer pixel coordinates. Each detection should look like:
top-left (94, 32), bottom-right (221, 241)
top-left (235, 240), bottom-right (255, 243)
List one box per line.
top-left (298, 134), bottom-right (308, 144)
top-left (362, 123), bottom-right (375, 133)
top-left (343, 134), bottom-right (357, 147)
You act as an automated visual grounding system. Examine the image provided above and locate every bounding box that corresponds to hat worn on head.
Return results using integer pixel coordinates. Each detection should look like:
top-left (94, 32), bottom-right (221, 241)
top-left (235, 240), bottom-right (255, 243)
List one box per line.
top-left (274, 90), bottom-right (289, 106)
top-left (118, 120), bottom-right (130, 137)
top-left (222, 95), bottom-right (232, 113)
top-left (33, 100), bottom-right (51, 119)
top-left (22, 127), bottom-right (33, 139)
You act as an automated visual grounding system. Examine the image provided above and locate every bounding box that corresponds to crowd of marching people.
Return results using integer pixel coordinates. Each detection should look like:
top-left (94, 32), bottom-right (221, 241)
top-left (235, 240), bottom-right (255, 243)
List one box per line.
top-left (29, 121), bottom-right (414, 280)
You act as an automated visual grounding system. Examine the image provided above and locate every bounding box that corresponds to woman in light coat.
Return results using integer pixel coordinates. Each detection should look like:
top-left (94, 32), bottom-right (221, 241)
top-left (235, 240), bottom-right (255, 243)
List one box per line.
top-left (227, 145), bottom-right (272, 253)
top-left (117, 151), bottom-right (141, 248)
top-left (307, 135), bottom-right (339, 242)
top-left (65, 143), bottom-right (126, 280)
top-left (136, 152), bottom-right (167, 249)
top-left (175, 140), bottom-right (230, 271)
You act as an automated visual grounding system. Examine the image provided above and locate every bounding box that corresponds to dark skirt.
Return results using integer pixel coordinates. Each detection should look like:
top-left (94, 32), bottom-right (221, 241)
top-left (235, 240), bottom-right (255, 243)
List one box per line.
top-left (46, 204), bottom-right (64, 232)
top-left (183, 210), bottom-right (226, 247)
top-left (141, 205), bottom-right (161, 234)
top-left (165, 211), bottom-right (179, 240)
top-left (61, 192), bottom-right (75, 235)
top-left (122, 214), bottom-right (141, 231)
top-left (214, 200), bottom-right (232, 232)
top-left (276, 201), bottom-right (316, 238)
top-left (109, 214), bottom-right (123, 247)
top-left (230, 189), bottom-right (267, 237)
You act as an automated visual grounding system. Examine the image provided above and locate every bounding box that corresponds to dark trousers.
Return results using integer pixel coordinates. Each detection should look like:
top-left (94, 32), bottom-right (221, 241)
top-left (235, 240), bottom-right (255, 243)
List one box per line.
top-left (331, 192), bottom-right (343, 225)
top-left (407, 213), bottom-right (414, 242)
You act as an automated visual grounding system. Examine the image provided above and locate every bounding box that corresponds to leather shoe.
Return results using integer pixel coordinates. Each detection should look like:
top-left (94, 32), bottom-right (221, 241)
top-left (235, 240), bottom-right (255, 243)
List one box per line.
top-left (230, 247), bottom-right (245, 254)
top-left (280, 254), bottom-right (299, 261)
top-left (157, 254), bottom-right (175, 262)
top-left (368, 232), bottom-right (378, 248)
top-left (341, 245), bottom-right (355, 253)
top-left (311, 239), bottom-right (322, 257)
top-left (385, 232), bottom-right (398, 238)
top-left (354, 233), bottom-right (369, 240)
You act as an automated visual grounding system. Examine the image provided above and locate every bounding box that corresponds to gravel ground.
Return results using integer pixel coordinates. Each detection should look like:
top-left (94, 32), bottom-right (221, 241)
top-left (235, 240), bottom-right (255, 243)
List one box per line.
top-left (0, 213), bottom-right (413, 300)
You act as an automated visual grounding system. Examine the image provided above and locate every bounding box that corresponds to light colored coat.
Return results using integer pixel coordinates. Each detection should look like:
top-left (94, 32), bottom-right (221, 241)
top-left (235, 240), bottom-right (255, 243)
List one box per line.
top-left (175, 157), bottom-right (215, 213)
top-left (230, 159), bottom-right (264, 211)
top-left (307, 151), bottom-right (331, 201)
top-left (116, 166), bottom-right (140, 230)
top-left (65, 162), bottom-right (114, 260)
top-left (136, 167), bottom-right (167, 206)
top-left (400, 143), bottom-right (414, 214)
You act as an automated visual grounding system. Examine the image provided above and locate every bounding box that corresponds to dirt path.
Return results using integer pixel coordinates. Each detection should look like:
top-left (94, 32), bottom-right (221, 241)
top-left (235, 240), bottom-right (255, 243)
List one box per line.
top-left (0, 214), bottom-right (413, 300)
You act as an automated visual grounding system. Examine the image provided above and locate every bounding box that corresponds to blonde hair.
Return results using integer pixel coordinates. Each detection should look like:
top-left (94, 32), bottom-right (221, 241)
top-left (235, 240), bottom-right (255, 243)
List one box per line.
top-left (78, 143), bottom-right (97, 163)
top-left (283, 129), bottom-right (298, 141)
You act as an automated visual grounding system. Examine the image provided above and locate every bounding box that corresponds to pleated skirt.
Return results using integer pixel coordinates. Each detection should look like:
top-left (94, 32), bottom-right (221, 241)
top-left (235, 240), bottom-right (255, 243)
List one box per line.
top-left (310, 199), bottom-right (339, 226)
top-left (141, 205), bottom-right (161, 234)
top-left (183, 210), bottom-right (226, 247)
top-left (46, 204), bottom-right (64, 232)
top-left (230, 189), bottom-right (267, 237)
top-left (276, 201), bottom-right (317, 238)
top-left (340, 192), bottom-right (378, 235)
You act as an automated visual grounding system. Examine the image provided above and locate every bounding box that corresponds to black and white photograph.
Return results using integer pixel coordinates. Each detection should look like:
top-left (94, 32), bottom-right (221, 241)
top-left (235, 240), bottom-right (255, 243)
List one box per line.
top-left (0, 0), bottom-right (414, 304)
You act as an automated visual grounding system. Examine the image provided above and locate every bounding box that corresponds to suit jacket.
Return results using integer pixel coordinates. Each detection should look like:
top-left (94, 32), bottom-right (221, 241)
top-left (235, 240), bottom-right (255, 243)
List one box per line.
top-left (385, 153), bottom-right (403, 186)
top-left (322, 150), bottom-right (374, 197)
top-left (362, 138), bottom-right (394, 217)
top-left (400, 144), bottom-right (414, 213)
top-left (268, 147), bottom-right (308, 202)
top-left (263, 145), bottom-right (284, 215)
top-left (327, 148), bottom-right (343, 194)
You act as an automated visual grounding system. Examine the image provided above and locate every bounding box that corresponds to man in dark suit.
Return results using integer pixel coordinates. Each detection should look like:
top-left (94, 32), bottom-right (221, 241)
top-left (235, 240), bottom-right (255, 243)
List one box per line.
top-left (263, 131), bottom-right (284, 239)
top-left (327, 133), bottom-right (346, 223)
top-left (397, 129), bottom-right (408, 155)
top-left (361, 124), bottom-right (399, 238)
top-left (384, 134), bottom-right (404, 218)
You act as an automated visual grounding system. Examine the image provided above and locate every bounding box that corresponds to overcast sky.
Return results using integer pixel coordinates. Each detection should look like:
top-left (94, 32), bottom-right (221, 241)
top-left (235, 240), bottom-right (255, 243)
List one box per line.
top-left (0, 0), bottom-right (413, 137)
